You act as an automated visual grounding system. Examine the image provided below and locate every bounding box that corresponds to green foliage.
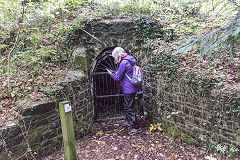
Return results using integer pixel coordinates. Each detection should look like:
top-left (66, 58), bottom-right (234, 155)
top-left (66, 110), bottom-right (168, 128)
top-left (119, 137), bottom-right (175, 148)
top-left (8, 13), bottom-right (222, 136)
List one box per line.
top-left (100, 0), bottom-right (159, 15)
top-left (65, 0), bottom-right (83, 7)
top-left (199, 133), bottom-right (207, 142)
top-left (232, 106), bottom-right (240, 117)
top-left (159, 122), bottom-right (198, 145)
top-left (134, 17), bottom-right (165, 43)
top-left (150, 52), bottom-right (180, 81)
top-left (175, 9), bottom-right (240, 61)
top-left (215, 144), bottom-right (228, 154)
top-left (0, 0), bottom-right (21, 25)
top-left (198, 134), bottom-right (239, 157)
top-left (229, 145), bottom-right (239, 156)
top-left (62, 18), bottom-right (85, 49)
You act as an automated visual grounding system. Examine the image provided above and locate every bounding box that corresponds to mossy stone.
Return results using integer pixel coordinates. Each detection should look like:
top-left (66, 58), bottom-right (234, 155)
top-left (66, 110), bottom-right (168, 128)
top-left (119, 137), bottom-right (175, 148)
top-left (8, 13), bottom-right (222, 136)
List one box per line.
top-left (72, 47), bottom-right (88, 72)
top-left (19, 142), bottom-right (28, 151)
top-left (180, 133), bottom-right (198, 145)
top-left (157, 122), bottom-right (198, 145)
top-left (167, 126), bottom-right (181, 138)
top-left (73, 55), bottom-right (88, 71)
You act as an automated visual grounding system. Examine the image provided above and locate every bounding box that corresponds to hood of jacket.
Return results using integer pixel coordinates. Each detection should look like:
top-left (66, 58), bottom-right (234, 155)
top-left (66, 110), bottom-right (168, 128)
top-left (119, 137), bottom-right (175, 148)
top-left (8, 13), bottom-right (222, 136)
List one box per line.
top-left (122, 55), bottom-right (136, 64)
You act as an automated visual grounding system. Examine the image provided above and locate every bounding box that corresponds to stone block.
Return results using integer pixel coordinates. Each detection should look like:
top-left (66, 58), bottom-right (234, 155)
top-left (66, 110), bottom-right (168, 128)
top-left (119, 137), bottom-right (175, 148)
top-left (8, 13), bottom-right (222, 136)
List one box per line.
top-left (63, 70), bottom-right (86, 84)
top-left (19, 99), bottom-right (56, 116)
top-left (72, 47), bottom-right (88, 72)
top-left (6, 143), bottom-right (27, 159)
top-left (1, 123), bottom-right (22, 140)
top-left (4, 133), bottom-right (24, 148)
top-left (32, 135), bottom-right (63, 157)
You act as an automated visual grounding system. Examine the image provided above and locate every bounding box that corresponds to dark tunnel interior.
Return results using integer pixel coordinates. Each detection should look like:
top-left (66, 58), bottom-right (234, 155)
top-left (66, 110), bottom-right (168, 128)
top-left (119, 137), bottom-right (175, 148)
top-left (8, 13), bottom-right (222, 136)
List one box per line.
top-left (91, 47), bottom-right (125, 121)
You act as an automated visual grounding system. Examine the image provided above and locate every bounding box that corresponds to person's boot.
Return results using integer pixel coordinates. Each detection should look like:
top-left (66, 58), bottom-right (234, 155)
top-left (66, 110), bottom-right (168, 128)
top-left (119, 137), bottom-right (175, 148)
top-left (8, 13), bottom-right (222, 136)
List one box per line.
top-left (121, 121), bottom-right (131, 127)
top-left (128, 128), bottom-right (142, 135)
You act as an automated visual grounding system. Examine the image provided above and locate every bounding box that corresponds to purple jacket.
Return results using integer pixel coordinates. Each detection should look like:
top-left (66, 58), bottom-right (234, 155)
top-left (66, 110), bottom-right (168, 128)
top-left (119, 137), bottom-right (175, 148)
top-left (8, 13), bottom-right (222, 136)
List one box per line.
top-left (110, 55), bottom-right (139, 94)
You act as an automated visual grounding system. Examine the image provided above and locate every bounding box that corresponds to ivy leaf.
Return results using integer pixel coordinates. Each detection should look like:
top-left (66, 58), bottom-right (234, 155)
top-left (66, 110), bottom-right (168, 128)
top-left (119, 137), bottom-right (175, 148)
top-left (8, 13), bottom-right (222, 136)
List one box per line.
top-left (27, 147), bottom-right (32, 152)
top-left (232, 106), bottom-right (240, 116)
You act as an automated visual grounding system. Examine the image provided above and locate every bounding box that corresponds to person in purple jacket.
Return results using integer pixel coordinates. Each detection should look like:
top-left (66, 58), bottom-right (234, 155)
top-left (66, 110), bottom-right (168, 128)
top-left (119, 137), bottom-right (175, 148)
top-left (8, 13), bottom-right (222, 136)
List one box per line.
top-left (107, 47), bottom-right (142, 135)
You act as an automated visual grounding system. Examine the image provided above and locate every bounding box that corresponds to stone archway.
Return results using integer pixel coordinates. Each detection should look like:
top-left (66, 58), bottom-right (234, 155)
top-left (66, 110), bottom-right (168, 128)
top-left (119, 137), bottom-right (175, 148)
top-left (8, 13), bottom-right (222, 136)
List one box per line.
top-left (72, 17), bottom-right (164, 121)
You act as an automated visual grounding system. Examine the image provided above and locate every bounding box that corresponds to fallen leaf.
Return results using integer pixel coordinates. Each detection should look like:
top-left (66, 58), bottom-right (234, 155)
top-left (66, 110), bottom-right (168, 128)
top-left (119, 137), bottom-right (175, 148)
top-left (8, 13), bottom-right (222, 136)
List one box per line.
top-left (205, 154), bottom-right (217, 160)
top-left (170, 155), bottom-right (176, 160)
top-left (96, 131), bottom-right (103, 136)
top-left (135, 145), bottom-right (141, 151)
top-left (11, 93), bottom-right (15, 98)
top-left (187, 152), bottom-right (192, 156)
top-left (183, 61), bottom-right (186, 66)
top-left (101, 141), bottom-right (106, 145)
top-left (112, 146), bottom-right (118, 150)
top-left (157, 126), bottom-right (163, 131)
top-left (120, 154), bottom-right (125, 159)
top-left (134, 155), bottom-right (139, 159)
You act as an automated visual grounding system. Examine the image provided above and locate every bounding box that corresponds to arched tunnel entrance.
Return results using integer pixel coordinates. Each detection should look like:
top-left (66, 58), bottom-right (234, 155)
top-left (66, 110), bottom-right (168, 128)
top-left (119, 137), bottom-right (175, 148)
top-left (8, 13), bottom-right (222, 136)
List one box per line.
top-left (90, 47), bottom-right (125, 121)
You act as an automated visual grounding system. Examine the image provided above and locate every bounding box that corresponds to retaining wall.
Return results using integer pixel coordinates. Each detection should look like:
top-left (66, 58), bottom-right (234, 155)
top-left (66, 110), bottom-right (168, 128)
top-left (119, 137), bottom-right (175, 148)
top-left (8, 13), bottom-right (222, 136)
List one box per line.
top-left (0, 70), bottom-right (93, 159)
top-left (145, 74), bottom-right (240, 148)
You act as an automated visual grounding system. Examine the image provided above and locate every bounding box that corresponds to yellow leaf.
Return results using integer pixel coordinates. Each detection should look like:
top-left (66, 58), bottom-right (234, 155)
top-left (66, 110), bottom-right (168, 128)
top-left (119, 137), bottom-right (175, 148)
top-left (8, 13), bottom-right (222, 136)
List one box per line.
top-left (96, 131), bottom-right (103, 136)
top-left (149, 127), bottom-right (153, 132)
top-left (11, 93), bottom-right (15, 98)
top-left (149, 124), bottom-right (154, 132)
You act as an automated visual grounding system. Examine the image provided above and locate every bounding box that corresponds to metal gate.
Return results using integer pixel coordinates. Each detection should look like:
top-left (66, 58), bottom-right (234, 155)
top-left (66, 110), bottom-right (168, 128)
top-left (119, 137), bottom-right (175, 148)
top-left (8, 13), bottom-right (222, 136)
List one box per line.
top-left (90, 47), bottom-right (125, 121)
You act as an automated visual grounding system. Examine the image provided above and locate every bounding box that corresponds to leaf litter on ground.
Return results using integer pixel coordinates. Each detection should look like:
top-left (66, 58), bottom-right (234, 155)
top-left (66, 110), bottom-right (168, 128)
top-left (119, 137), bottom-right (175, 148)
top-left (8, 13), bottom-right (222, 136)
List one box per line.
top-left (42, 120), bottom-right (228, 160)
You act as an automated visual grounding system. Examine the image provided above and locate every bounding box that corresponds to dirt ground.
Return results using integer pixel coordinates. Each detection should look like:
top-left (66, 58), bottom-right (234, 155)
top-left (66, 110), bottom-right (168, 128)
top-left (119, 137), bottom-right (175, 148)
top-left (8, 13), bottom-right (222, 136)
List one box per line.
top-left (42, 120), bottom-right (227, 160)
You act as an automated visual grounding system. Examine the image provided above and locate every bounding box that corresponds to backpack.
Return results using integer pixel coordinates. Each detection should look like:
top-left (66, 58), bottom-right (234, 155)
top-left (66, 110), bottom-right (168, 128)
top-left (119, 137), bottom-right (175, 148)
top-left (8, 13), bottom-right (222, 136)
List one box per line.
top-left (125, 62), bottom-right (143, 87)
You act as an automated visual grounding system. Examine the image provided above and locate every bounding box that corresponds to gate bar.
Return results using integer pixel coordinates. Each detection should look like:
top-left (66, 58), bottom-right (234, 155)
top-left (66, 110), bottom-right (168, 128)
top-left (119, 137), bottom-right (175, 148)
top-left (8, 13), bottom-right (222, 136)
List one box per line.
top-left (94, 116), bottom-right (125, 122)
top-left (96, 94), bottom-right (125, 98)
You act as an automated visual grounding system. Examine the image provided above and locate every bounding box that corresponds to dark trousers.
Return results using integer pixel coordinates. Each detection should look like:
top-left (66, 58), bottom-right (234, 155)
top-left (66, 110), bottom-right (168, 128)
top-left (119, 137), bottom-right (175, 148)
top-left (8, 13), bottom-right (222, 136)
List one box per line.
top-left (124, 93), bottom-right (140, 129)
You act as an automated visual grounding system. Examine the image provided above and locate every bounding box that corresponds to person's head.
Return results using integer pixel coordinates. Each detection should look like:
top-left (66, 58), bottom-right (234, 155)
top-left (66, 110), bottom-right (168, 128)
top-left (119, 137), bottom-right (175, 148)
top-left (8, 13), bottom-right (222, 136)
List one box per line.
top-left (112, 47), bottom-right (127, 64)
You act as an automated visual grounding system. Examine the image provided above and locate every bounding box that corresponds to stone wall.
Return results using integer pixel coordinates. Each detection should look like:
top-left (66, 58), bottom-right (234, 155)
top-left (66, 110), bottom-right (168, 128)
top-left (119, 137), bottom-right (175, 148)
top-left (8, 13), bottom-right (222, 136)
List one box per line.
top-left (0, 70), bottom-right (93, 159)
top-left (146, 74), bottom-right (240, 149)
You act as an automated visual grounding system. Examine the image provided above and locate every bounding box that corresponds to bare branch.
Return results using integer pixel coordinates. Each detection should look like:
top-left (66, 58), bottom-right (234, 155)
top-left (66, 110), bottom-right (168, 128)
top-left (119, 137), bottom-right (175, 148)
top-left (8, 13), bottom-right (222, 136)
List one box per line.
top-left (228, 0), bottom-right (240, 7)
top-left (81, 29), bottom-right (107, 47)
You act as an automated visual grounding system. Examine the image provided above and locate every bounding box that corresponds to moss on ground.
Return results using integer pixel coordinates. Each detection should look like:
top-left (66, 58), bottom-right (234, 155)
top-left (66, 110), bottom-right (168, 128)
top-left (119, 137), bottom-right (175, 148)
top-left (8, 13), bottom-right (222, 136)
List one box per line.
top-left (154, 120), bottom-right (198, 145)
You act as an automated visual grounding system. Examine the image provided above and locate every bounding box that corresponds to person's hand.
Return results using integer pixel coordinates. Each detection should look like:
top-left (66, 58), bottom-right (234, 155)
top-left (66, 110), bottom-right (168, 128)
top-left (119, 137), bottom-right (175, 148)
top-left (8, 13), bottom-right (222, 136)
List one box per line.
top-left (107, 69), bottom-right (112, 74)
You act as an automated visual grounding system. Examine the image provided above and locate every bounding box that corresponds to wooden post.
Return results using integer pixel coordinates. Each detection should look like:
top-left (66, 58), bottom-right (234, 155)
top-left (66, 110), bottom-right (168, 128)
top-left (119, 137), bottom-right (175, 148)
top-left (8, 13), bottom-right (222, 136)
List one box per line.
top-left (59, 101), bottom-right (77, 160)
